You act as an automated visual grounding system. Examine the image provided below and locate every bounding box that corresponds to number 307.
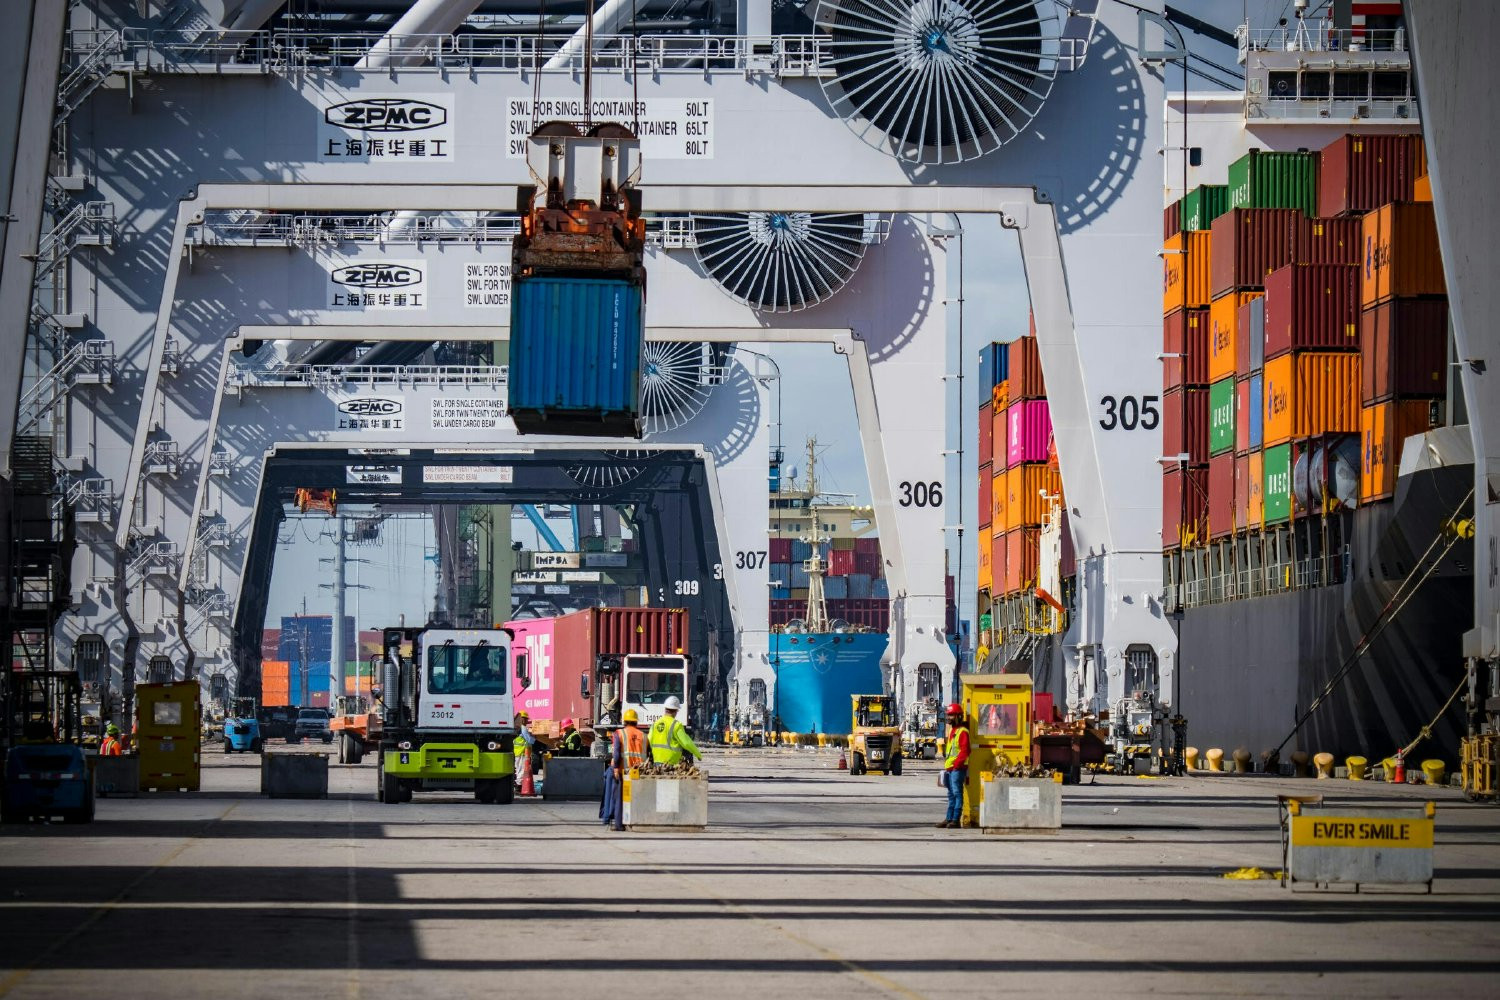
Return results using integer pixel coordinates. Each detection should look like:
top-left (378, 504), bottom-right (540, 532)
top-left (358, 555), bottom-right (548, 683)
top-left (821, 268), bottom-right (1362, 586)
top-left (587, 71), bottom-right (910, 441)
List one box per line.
top-left (1099, 395), bottom-right (1160, 431)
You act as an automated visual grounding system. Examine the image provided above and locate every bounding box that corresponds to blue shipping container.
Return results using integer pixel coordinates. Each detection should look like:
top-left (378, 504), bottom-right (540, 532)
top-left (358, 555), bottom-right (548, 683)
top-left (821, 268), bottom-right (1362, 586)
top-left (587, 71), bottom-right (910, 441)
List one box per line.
top-left (824, 576), bottom-right (849, 599)
top-left (770, 585), bottom-right (791, 600)
top-left (791, 540), bottom-right (812, 562)
top-left (769, 563), bottom-right (792, 587)
top-left (848, 573), bottom-right (873, 599)
top-left (979, 342), bottom-right (1009, 391)
top-left (791, 565), bottom-right (810, 589)
top-left (508, 276), bottom-right (644, 437)
top-left (872, 578), bottom-right (890, 599)
top-left (1249, 373), bottom-right (1264, 450)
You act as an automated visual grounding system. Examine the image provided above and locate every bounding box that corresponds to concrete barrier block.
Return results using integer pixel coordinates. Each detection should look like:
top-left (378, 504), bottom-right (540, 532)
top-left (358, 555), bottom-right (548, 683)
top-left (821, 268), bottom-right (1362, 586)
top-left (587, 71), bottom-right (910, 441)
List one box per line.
top-left (543, 757), bottom-right (605, 801)
top-left (262, 753), bottom-right (329, 799)
top-left (624, 774), bottom-right (708, 830)
top-left (979, 778), bottom-right (1062, 833)
top-left (94, 756), bottom-right (139, 797)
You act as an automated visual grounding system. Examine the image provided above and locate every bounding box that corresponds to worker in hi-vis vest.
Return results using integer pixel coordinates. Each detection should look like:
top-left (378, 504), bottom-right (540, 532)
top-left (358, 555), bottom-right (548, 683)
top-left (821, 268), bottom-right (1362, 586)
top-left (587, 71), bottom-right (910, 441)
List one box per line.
top-left (601, 709), bottom-right (649, 830)
top-left (937, 703), bottom-right (970, 829)
top-left (648, 696), bottom-right (701, 766)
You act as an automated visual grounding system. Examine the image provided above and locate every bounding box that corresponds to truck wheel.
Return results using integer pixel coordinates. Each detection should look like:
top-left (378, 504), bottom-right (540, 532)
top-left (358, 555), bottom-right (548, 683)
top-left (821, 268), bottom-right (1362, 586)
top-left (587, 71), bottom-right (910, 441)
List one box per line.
top-left (223, 740), bottom-right (233, 754)
top-left (400, 780), bottom-right (413, 803)
top-left (337, 736), bottom-right (347, 764)
top-left (349, 739), bottom-right (363, 766)
top-left (494, 779), bottom-right (514, 805)
top-left (851, 752), bottom-right (865, 776)
top-left (924, 745), bottom-right (936, 761)
top-left (891, 755), bottom-right (903, 776)
top-left (381, 768), bottom-right (402, 805)
top-left (475, 781), bottom-right (498, 804)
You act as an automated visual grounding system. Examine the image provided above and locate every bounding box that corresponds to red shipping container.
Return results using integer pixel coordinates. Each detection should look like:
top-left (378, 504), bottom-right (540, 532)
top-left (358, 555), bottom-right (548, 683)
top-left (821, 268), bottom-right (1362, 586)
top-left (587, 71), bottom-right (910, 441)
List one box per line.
top-left (978, 463), bottom-right (994, 530)
top-left (1297, 216), bottom-right (1362, 266)
top-left (1207, 451), bottom-right (1237, 540)
top-left (992, 533), bottom-right (1007, 597)
top-left (1162, 466), bottom-right (1209, 548)
top-left (1164, 198), bottom-right (1181, 242)
top-left (1235, 378), bottom-right (1251, 454)
top-left (855, 551), bottom-right (882, 577)
top-left (1233, 454), bottom-right (1250, 532)
top-left (828, 549), bottom-right (856, 576)
top-left (991, 404), bottom-right (1008, 469)
top-left (1209, 208), bottom-right (1301, 297)
top-left (1008, 336), bottom-right (1045, 400)
top-left (308, 690), bottom-right (331, 710)
top-left (770, 538), bottom-right (792, 564)
top-left (1163, 386), bottom-right (1210, 465)
top-left (1318, 133), bottom-right (1425, 218)
top-left (1359, 298), bottom-right (1450, 403)
top-left (1163, 308), bottom-right (1210, 389)
top-left (979, 401), bottom-right (994, 467)
top-left (261, 629), bottom-right (281, 661)
top-left (854, 537), bottom-right (879, 557)
top-left (1262, 264), bottom-right (1359, 359)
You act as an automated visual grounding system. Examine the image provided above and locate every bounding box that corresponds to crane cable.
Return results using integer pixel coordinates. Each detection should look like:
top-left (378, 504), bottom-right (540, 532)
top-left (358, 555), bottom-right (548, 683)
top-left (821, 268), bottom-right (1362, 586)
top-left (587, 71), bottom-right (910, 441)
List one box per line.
top-left (1272, 487), bottom-right (1474, 756)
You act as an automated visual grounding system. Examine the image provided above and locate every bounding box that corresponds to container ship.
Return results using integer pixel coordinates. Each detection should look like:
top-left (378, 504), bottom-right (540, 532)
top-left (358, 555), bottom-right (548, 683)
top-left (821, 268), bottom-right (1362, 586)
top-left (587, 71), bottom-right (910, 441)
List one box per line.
top-left (975, 8), bottom-right (1472, 766)
top-left (765, 440), bottom-right (889, 735)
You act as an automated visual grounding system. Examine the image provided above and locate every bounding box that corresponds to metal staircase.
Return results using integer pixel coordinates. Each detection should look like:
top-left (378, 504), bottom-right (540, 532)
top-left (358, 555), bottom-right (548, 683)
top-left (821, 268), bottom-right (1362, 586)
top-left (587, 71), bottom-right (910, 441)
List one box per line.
top-left (17, 340), bottom-right (116, 434)
top-left (56, 30), bottom-right (125, 123)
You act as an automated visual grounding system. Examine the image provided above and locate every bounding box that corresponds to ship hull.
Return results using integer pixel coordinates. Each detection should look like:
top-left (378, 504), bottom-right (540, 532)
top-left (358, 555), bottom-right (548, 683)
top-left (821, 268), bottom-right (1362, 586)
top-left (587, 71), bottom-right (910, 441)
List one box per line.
top-left (770, 632), bottom-right (888, 735)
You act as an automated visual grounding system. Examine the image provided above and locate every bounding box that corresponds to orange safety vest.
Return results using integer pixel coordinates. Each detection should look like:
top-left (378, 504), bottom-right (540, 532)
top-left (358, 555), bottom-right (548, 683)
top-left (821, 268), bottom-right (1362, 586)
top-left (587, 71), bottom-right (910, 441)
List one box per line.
top-left (616, 725), bottom-right (648, 771)
top-left (100, 736), bottom-right (122, 757)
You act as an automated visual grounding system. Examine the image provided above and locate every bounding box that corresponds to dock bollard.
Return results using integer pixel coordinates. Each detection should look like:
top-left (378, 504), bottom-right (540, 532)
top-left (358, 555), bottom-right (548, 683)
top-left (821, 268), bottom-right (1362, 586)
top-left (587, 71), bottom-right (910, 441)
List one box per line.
top-left (1421, 760), bottom-right (1446, 785)
top-left (1346, 756), bottom-right (1368, 780)
top-left (1233, 748), bottom-right (1252, 774)
top-left (1314, 752), bottom-right (1335, 779)
top-left (1185, 747), bottom-right (1200, 770)
top-left (1381, 757), bottom-right (1398, 782)
top-left (1205, 748), bottom-right (1224, 772)
top-left (1290, 751), bottom-right (1309, 777)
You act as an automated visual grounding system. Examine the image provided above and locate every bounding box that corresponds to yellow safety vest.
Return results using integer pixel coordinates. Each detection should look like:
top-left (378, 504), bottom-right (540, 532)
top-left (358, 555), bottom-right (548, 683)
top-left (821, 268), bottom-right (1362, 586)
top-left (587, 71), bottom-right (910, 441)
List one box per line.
top-left (513, 729), bottom-right (530, 758)
top-left (944, 727), bottom-right (968, 769)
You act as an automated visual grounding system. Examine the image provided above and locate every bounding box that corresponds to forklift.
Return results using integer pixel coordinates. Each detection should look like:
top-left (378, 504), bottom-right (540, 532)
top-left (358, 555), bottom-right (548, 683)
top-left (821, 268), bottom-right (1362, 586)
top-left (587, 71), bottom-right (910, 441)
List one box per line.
top-left (221, 697), bottom-right (264, 754)
top-left (849, 694), bottom-right (903, 776)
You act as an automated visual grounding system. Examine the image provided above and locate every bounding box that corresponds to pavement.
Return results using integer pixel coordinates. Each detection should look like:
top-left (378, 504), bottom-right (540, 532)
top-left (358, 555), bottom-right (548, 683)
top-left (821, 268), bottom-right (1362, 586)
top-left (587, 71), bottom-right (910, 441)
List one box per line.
top-left (2, 744), bottom-right (1498, 999)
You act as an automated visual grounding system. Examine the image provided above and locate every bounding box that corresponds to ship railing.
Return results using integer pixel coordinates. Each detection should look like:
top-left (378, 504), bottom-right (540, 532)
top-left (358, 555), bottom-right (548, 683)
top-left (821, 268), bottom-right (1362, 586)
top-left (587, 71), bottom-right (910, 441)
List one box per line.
top-left (83, 27), bottom-right (832, 78)
top-left (230, 363), bottom-right (508, 391)
top-left (188, 211), bottom-right (700, 249)
top-left (1248, 94), bottom-right (1418, 123)
top-left (1237, 24), bottom-right (1407, 61)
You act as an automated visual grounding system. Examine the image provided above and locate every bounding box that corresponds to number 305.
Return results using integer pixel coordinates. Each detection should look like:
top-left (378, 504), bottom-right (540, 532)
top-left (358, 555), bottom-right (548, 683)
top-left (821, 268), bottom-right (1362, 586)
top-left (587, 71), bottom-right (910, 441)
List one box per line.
top-left (1099, 395), bottom-right (1160, 431)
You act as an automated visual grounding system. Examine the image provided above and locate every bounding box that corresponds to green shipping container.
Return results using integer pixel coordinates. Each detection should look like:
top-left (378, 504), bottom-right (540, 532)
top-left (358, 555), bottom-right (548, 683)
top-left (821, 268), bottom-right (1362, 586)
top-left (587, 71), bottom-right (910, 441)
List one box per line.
top-left (1263, 443), bottom-right (1293, 523)
top-left (1181, 184), bottom-right (1230, 231)
top-left (1227, 151), bottom-right (1318, 216)
top-left (1209, 377), bottom-right (1236, 456)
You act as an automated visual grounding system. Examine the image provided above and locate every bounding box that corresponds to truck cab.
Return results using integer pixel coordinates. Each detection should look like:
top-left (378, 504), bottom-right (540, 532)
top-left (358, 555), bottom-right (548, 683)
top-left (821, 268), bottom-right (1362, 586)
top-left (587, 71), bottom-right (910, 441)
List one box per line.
top-left (620, 653), bottom-right (690, 730)
top-left (376, 626), bottom-right (517, 804)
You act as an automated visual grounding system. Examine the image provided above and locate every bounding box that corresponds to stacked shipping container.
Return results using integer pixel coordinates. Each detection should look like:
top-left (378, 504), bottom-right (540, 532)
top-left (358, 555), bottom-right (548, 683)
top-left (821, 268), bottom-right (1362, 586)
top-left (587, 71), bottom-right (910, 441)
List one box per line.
top-left (1162, 134), bottom-right (1449, 553)
top-left (768, 533), bottom-right (890, 631)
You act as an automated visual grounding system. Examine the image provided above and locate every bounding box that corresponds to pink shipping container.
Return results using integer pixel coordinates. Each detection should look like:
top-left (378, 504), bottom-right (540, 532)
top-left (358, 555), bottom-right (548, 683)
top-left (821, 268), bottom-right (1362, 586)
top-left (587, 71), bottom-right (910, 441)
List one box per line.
top-left (1209, 208), bottom-right (1301, 297)
top-left (1318, 133), bottom-right (1426, 218)
top-left (1163, 387), bottom-right (1210, 465)
top-left (1207, 451), bottom-right (1236, 540)
top-left (828, 549), bottom-right (856, 576)
top-left (1007, 399), bottom-right (1052, 466)
top-left (1262, 264), bottom-right (1359, 360)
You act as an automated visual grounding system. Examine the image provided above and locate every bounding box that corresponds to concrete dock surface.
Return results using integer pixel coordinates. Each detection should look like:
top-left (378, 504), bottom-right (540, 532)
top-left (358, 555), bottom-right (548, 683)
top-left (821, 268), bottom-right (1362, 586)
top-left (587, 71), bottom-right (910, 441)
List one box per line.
top-left (2, 747), bottom-right (1498, 999)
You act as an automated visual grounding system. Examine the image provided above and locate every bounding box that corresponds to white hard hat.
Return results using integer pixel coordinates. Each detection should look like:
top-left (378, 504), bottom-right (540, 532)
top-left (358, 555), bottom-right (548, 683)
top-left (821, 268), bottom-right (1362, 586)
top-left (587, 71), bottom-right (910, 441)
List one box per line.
top-left (664, 696), bottom-right (682, 712)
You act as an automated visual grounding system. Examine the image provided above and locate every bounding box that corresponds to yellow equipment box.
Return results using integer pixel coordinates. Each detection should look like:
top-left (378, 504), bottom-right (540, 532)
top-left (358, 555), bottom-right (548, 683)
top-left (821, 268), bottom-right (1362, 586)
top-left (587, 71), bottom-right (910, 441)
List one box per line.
top-left (955, 673), bottom-right (1034, 826)
top-left (136, 682), bottom-right (201, 792)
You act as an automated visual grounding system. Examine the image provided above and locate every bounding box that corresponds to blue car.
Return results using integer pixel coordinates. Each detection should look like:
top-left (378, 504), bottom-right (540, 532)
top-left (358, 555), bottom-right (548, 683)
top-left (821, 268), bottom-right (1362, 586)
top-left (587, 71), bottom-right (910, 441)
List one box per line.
top-left (2, 744), bottom-right (95, 824)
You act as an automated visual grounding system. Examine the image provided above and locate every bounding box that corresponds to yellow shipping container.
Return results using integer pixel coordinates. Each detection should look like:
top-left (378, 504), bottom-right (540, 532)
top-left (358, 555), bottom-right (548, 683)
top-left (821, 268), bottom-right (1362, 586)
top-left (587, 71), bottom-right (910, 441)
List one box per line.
top-left (1360, 399), bottom-right (1439, 503)
top-left (1163, 231), bottom-right (1213, 313)
top-left (991, 470), bottom-right (1008, 533)
top-left (1208, 290), bottom-right (1262, 383)
top-left (1361, 201), bottom-right (1446, 307)
top-left (1246, 451), bottom-right (1264, 531)
top-left (1263, 352), bottom-right (1362, 446)
top-left (1004, 463), bottom-right (1061, 530)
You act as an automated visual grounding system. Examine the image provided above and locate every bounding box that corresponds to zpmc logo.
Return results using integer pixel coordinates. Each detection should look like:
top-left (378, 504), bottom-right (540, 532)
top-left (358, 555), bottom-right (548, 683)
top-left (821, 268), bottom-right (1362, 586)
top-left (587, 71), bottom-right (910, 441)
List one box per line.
top-left (325, 99), bottom-right (447, 133)
top-left (332, 264), bottom-right (423, 289)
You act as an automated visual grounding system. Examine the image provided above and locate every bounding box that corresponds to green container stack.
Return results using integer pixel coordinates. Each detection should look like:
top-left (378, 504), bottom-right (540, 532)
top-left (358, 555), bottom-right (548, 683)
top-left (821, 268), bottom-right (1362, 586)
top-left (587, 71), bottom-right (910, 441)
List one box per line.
top-left (1262, 442), bottom-right (1293, 524)
top-left (1181, 184), bottom-right (1231, 232)
top-left (1209, 377), bottom-right (1236, 456)
top-left (1227, 150), bottom-right (1319, 216)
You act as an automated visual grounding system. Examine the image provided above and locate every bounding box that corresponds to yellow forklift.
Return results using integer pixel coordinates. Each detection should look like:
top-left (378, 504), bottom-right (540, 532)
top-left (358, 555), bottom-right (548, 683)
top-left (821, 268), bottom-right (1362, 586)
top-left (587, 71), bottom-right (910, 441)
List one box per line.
top-left (849, 695), bottom-right (903, 775)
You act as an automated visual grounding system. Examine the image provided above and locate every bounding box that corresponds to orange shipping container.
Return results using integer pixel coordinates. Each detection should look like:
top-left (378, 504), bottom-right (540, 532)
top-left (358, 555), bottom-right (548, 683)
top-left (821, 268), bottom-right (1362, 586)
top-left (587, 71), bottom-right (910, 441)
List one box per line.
top-left (1413, 173), bottom-right (1432, 203)
top-left (262, 660), bottom-right (290, 681)
top-left (1361, 201), bottom-right (1446, 307)
top-left (1262, 352), bottom-right (1361, 446)
top-left (1163, 231), bottom-right (1212, 313)
top-left (1004, 463), bottom-right (1061, 530)
top-left (1360, 399), bottom-right (1440, 502)
top-left (1208, 290), bottom-right (1262, 383)
top-left (1002, 528), bottom-right (1042, 596)
top-left (1246, 451), bottom-right (1264, 530)
top-left (991, 469), bottom-right (1008, 530)
top-left (977, 537), bottom-right (993, 594)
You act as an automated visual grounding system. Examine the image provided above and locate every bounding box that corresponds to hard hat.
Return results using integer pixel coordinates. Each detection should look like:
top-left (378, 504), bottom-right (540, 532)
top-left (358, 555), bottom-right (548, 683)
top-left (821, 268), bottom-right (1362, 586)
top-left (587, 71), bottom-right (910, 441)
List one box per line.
top-left (106, 724), bottom-right (121, 735)
top-left (664, 696), bottom-right (682, 712)
top-left (562, 718), bottom-right (575, 729)
top-left (622, 709), bottom-right (639, 723)
top-left (517, 710), bottom-right (529, 721)
top-left (945, 702), bottom-right (964, 717)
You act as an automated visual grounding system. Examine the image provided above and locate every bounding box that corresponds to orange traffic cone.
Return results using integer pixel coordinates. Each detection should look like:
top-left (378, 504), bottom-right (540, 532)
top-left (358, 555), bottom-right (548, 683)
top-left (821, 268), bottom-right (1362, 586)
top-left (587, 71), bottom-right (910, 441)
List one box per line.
top-left (837, 748), bottom-right (848, 770)
top-left (518, 751), bottom-right (537, 797)
top-left (1393, 750), bottom-right (1406, 784)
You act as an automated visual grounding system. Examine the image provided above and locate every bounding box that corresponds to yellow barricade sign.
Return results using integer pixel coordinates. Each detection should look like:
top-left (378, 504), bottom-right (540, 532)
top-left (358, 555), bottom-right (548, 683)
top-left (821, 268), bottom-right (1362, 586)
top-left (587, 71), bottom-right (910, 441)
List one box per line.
top-left (1291, 816), bottom-right (1433, 850)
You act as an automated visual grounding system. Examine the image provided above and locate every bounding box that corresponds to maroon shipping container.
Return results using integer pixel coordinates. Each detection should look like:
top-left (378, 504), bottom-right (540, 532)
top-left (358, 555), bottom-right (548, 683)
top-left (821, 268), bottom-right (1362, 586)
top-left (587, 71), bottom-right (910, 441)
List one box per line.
top-left (828, 549), bottom-right (856, 576)
top-left (1210, 208), bottom-right (1301, 298)
top-left (1318, 133), bottom-right (1425, 218)
top-left (770, 538), bottom-right (792, 564)
top-left (1059, 509), bottom-right (1076, 578)
top-left (854, 537), bottom-right (880, 557)
top-left (1262, 264), bottom-right (1359, 359)
top-left (1163, 386), bottom-right (1210, 465)
top-left (979, 464), bottom-right (994, 529)
top-left (1164, 199), bottom-right (1181, 242)
top-left (1235, 378), bottom-right (1250, 454)
top-left (1008, 336), bottom-right (1046, 400)
top-left (1208, 451), bottom-right (1236, 540)
top-left (979, 401), bottom-right (994, 467)
top-left (1359, 298), bottom-right (1450, 403)
top-left (1297, 216), bottom-right (1362, 266)
top-left (1163, 308), bottom-right (1210, 389)
top-left (1162, 466), bottom-right (1209, 548)
top-left (825, 599), bottom-right (890, 632)
top-left (855, 551), bottom-right (882, 577)
top-left (261, 629), bottom-right (281, 661)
